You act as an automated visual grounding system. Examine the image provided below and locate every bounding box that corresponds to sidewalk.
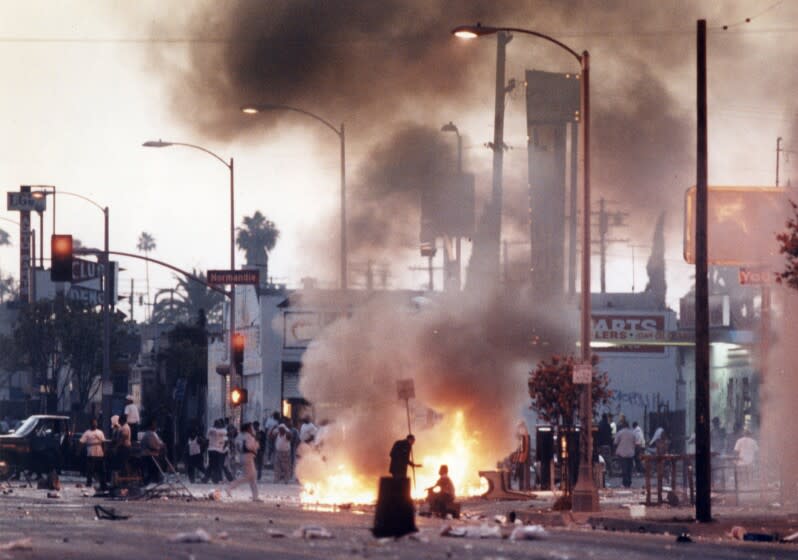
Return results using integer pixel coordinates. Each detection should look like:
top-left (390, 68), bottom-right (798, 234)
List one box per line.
top-left (514, 472), bottom-right (798, 543)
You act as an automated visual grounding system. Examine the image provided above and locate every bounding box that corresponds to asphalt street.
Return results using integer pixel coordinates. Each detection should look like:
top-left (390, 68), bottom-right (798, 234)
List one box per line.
top-left (0, 478), bottom-right (796, 559)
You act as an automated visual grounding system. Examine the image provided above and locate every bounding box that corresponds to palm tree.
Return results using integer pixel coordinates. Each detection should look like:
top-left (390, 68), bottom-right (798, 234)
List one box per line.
top-left (151, 270), bottom-right (224, 325)
top-left (236, 211), bottom-right (279, 283)
top-left (137, 232), bottom-right (156, 320)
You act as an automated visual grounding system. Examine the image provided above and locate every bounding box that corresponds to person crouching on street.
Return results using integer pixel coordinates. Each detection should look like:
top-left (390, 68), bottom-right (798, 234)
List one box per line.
top-left (224, 422), bottom-right (261, 501)
top-left (426, 464), bottom-right (456, 517)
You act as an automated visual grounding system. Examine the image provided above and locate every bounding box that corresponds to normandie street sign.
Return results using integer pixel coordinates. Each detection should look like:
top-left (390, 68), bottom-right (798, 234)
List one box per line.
top-left (207, 269), bottom-right (259, 285)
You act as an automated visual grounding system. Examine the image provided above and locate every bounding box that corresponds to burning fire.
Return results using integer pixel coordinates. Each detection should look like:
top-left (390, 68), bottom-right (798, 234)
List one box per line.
top-left (300, 410), bottom-right (490, 505)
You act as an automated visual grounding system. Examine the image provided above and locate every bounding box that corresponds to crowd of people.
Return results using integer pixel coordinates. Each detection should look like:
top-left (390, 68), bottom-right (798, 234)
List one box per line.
top-left (67, 393), bottom-right (324, 499)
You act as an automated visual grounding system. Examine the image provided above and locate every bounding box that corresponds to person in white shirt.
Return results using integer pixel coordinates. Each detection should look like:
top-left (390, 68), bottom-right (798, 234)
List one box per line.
top-left (613, 421), bottom-right (637, 488)
top-left (79, 418), bottom-right (107, 491)
top-left (273, 425), bottom-right (292, 483)
top-left (299, 418), bottom-right (318, 445)
top-left (124, 395), bottom-right (140, 442)
top-left (225, 422), bottom-right (261, 501)
top-left (202, 419), bottom-right (229, 484)
top-left (734, 429), bottom-right (759, 466)
top-left (632, 421), bottom-right (645, 473)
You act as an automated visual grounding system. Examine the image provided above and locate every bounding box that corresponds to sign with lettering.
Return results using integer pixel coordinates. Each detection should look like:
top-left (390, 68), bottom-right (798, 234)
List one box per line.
top-left (592, 314), bottom-right (666, 354)
top-left (738, 267), bottom-right (774, 285)
top-left (67, 285), bottom-right (104, 306)
top-left (6, 191), bottom-right (39, 212)
top-left (572, 364), bottom-right (592, 384)
top-left (207, 269), bottom-right (259, 285)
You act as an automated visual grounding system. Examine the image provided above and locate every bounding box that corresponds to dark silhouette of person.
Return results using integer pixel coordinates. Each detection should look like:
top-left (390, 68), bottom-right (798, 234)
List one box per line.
top-left (389, 434), bottom-right (420, 479)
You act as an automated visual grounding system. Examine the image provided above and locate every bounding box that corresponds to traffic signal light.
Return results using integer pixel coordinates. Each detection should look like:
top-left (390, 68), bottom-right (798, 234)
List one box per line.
top-left (232, 333), bottom-right (245, 375)
top-left (51, 235), bottom-right (73, 282)
top-left (230, 386), bottom-right (248, 406)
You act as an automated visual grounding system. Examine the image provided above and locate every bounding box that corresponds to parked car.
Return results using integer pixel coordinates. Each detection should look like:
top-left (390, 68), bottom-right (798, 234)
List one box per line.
top-left (0, 415), bottom-right (79, 479)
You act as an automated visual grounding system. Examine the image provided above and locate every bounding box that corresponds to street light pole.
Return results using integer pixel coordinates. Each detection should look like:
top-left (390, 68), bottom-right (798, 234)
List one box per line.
top-left (453, 23), bottom-right (598, 512)
top-left (241, 104), bottom-right (348, 290)
top-left (143, 140), bottom-right (236, 419)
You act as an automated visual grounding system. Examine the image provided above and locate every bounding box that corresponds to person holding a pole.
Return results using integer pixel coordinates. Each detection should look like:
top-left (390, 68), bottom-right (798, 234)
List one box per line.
top-left (389, 434), bottom-right (421, 479)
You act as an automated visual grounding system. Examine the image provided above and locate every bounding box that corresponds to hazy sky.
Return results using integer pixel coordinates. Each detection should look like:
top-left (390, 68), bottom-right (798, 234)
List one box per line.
top-left (1, 0), bottom-right (795, 318)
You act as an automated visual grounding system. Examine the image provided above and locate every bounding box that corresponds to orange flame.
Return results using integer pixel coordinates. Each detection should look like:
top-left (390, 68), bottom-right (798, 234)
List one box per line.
top-left (300, 410), bottom-right (490, 505)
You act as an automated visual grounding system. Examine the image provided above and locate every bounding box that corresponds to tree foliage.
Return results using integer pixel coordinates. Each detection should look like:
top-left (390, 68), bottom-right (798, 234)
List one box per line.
top-left (528, 354), bottom-right (612, 430)
top-left (236, 211), bottom-right (279, 280)
top-left (777, 200), bottom-right (798, 290)
top-left (3, 297), bottom-right (127, 413)
top-left (151, 270), bottom-right (223, 325)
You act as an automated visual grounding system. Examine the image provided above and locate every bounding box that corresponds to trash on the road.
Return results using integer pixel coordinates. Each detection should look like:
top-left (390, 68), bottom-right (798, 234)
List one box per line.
top-left (628, 504), bottom-right (646, 518)
top-left (743, 532), bottom-right (777, 542)
top-left (729, 526), bottom-right (746, 540)
top-left (782, 531), bottom-right (798, 543)
top-left (0, 538), bottom-right (32, 551)
top-left (208, 490), bottom-right (221, 501)
top-left (266, 529), bottom-right (286, 538)
top-left (169, 529), bottom-right (211, 543)
top-left (440, 524), bottom-right (502, 539)
top-left (94, 505), bottom-right (129, 520)
top-left (509, 524), bottom-right (546, 541)
top-left (46, 491), bottom-right (60, 499)
top-left (294, 526), bottom-right (333, 539)
top-left (216, 531), bottom-right (229, 540)
top-left (676, 533), bottom-right (692, 543)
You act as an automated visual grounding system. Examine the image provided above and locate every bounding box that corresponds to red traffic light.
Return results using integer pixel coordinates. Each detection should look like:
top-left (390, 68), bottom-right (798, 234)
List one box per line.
top-left (230, 386), bottom-right (248, 406)
top-left (51, 234), bottom-right (73, 282)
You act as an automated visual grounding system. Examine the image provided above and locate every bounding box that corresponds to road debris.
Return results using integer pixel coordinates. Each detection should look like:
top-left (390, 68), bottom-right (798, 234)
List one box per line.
top-left (266, 529), bottom-right (286, 538)
top-left (169, 529), bottom-right (211, 543)
top-left (0, 538), bottom-right (32, 551)
top-left (294, 526), bottom-right (334, 539)
top-left (94, 505), bottom-right (129, 520)
top-left (440, 524), bottom-right (502, 539)
top-left (509, 525), bottom-right (546, 541)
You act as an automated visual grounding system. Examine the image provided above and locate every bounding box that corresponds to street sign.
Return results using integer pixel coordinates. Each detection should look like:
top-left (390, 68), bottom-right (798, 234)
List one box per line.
top-left (6, 191), bottom-right (40, 212)
top-left (67, 285), bottom-right (104, 306)
top-left (207, 269), bottom-right (259, 285)
top-left (572, 364), bottom-right (592, 384)
top-left (738, 267), bottom-right (774, 285)
top-left (72, 257), bottom-right (105, 283)
top-left (397, 378), bottom-right (415, 400)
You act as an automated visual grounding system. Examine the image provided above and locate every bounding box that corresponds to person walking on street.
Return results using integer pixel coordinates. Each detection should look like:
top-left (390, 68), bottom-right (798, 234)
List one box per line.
top-left (124, 395), bottom-right (140, 443)
top-left (613, 421), bottom-right (637, 488)
top-left (253, 421), bottom-right (266, 481)
top-left (273, 424), bottom-right (292, 483)
top-left (225, 422), bottom-right (261, 501)
top-left (264, 412), bottom-right (279, 468)
top-left (203, 419), bottom-right (228, 483)
top-left (140, 419), bottom-right (165, 485)
top-left (186, 427), bottom-right (207, 483)
top-left (389, 434), bottom-right (421, 479)
top-left (79, 418), bottom-right (107, 492)
top-left (116, 414), bottom-right (132, 476)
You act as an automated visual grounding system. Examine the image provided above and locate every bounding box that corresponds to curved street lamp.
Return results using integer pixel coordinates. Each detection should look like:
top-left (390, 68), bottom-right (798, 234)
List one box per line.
top-left (40, 189), bottom-right (112, 433)
top-left (240, 103), bottom-right (347, 290)
top-left (143, 139), bottom-right (238, 417)
top-left (452, 22), bottom-right (597, 512)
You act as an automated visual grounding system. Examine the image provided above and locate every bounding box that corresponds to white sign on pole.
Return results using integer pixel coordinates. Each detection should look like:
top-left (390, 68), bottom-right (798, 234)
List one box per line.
top-left (573, 364), bottom-right (592, 384)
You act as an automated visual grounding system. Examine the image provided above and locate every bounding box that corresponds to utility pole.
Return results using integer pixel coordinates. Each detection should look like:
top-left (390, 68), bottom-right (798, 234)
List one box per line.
top-left (591, 198), bottom-right (629, 293)
top-left (695, 18), bottom-right (712, 523)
